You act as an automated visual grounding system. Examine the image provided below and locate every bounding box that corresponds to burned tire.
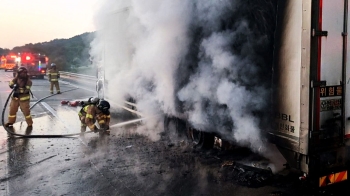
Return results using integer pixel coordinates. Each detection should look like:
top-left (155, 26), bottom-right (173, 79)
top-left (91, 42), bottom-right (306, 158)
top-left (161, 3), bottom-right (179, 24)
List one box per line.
top-left (198, 132), bottom-right (215, 149)
top-left (187, 125), bottom-right (215, 149)
top-left (163, 116), bottom-right (187, 138)
top-left (164, 116), bottom-right (215, 149)
top-left (187, 127), bottom-right (202, 145)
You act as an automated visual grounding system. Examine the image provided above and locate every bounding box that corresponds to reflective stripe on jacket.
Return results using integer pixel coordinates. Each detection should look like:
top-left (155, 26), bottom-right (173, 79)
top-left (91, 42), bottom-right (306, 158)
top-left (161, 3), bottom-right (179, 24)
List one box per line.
top-left (84, 105), bottom-right (110, 130)
top-left (96, 113), bottom-right (111, 125)
top-left (48, 69), bottom-right (60, 82)
top-left (85, 105), bottom-right (96, 130)
top-left (78, 105), bottom-right (90, 117)
top-left (9, 78), bottom-right (32, 101)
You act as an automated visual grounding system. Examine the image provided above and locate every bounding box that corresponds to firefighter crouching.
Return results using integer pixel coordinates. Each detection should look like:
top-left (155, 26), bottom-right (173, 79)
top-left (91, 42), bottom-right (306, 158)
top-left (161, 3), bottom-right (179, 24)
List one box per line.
top-left (79, 98), bottom-right (111, 135)
top-left (48, 63), bottom-right (60, 94)
top-left (5, 67), bottom-right (33, 127)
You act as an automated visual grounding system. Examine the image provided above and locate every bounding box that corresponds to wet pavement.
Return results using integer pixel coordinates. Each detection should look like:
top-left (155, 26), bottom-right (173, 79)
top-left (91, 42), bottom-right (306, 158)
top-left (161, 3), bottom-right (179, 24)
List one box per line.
top-left (1, 71), bottom-right (350, 196)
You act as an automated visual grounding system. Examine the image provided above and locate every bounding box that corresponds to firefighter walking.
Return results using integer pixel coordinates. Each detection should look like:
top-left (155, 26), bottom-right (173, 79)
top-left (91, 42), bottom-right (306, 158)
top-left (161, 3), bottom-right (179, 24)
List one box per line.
top-left (78, 98), bottom-right (111, 135)
top-left (5, 67), bottom-right (33, 127)
top-left (48, 63), bottom-right (60, 94)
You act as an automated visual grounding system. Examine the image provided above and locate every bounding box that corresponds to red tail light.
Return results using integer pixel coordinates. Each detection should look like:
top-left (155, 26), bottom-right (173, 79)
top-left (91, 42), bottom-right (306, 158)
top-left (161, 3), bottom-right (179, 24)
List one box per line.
top-left (41, 70), bottom-right (45, 73)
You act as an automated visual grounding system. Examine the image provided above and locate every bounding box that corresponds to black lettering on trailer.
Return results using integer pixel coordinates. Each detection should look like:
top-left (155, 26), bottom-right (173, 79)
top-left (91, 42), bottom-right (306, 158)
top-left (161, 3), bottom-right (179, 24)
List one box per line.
top-left (276, 113), bottom-right (294, 123)
top-left (275, 122), bottom-right (295, 133)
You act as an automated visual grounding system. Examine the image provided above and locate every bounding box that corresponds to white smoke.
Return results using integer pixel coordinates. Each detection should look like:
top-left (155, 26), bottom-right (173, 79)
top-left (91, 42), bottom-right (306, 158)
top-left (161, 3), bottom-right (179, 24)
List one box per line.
top-left (91, 0), bottom-right (274, 150)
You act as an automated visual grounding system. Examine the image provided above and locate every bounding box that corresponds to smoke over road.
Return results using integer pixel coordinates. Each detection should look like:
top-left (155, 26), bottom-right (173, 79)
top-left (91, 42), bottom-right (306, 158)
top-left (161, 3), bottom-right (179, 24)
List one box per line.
top-left (90, 0), bottom-right (281, 168)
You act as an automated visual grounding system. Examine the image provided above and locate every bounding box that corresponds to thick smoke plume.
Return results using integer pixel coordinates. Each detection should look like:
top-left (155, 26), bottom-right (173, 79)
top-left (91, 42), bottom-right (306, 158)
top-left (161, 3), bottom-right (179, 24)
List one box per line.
top-left (90, 0), bottom-right (281, 167)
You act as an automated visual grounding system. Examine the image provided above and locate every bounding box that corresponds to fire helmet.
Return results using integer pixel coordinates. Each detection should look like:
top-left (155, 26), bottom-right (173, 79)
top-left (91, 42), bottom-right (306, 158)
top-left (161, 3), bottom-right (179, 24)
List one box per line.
top-left (51, 63), bottom-right (56, 67)
top-left (97, 100), bottom-right (110, 111)
top-left (88, 97), bottom-right (100, 104)
top-left (17, 66), bottom-right (28, 73)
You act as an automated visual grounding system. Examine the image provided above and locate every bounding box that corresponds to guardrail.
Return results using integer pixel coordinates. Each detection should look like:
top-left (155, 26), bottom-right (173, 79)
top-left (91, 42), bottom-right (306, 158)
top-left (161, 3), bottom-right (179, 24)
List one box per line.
top-left (59, 71), bottom-right (97, 81)
top-left (59, 71), bottom-right (141, 116)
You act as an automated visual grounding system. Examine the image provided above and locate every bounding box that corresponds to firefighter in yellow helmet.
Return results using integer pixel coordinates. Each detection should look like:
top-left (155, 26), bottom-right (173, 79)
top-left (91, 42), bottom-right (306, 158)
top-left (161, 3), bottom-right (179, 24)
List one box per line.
top-left (78, 98), bottom-right (111, 135)
top-left (5, 66), bottom-right (33, 127)
top-left (48, 63), bottom-right (60, 94)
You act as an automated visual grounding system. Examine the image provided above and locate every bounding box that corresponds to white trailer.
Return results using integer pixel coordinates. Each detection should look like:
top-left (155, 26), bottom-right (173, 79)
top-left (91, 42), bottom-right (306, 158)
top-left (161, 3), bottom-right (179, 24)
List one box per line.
top-left (270, 0), bottom-right (350, 187)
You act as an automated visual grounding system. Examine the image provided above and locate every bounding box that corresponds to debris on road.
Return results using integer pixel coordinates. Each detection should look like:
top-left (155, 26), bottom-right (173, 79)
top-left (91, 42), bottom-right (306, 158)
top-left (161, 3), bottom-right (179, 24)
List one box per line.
top-left (125, 145), bottom-right (133, 149)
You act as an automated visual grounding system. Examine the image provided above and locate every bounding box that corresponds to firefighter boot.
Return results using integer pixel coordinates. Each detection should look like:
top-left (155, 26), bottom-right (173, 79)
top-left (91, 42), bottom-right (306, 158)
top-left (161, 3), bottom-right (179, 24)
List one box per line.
top-left (100, 124), bottom-right (110, 135)
top-left (104, 129), bottom-right (110, 135)
top-left (4, 123), bottom-right (13, 127)
top-left (57, 91), bottom-right (61, 94)
top-left (99, 129), bottom-right (110, 136)
top-left (93, 126), bottom-right (99, 133)
top-left (25, 126), bottom-right (33, 135)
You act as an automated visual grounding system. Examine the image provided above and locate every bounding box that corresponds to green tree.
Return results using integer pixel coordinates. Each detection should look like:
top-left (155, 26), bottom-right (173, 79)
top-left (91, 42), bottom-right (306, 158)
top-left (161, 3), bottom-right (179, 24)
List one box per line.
top-left (7, 32), bottom-right (95, 74)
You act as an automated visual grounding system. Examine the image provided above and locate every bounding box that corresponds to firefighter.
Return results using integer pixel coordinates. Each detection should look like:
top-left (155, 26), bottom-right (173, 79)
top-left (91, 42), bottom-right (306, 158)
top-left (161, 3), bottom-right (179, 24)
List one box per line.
top-left (78, 97), bottom-right (100, 128)
top-left (48, 63), bottom-right (60, 94)
top-left (79, 98), bottom-right (111, 135)
top-left (5, 66), bottom-right (33, 127)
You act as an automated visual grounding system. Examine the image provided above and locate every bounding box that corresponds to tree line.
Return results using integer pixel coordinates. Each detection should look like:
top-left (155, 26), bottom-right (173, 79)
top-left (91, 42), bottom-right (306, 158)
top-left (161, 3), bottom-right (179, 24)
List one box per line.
top-left (0, 32), bottom-right (95, 72)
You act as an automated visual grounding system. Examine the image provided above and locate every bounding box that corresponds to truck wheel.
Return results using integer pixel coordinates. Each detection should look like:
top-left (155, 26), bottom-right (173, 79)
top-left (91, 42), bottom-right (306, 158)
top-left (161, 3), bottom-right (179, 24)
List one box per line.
top-left (163, 116), bottom-right (187, 138)
top-left (198, 132), bottom-right (215, 149)
top-left (187, 127), bottom-right (202, 145)
top-left (186, 123), bottom-right (215, 149)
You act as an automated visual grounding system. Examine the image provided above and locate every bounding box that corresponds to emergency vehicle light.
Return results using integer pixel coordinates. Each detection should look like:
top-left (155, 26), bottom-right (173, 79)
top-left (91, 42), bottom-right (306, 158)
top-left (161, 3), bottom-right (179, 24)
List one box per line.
top-left (26, 56), bottom-right (31, 61)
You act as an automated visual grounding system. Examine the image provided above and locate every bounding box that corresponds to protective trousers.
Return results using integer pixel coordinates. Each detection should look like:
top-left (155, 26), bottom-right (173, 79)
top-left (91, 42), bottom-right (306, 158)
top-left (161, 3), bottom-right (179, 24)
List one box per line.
top-left (79, 115), bottom-right (87, 132)
top-left (50, 81), bottom-right (60, 93)
top-left (79, 115), bottom-right (98, 132)
top-left (8, 98), bottom-right (33, 125)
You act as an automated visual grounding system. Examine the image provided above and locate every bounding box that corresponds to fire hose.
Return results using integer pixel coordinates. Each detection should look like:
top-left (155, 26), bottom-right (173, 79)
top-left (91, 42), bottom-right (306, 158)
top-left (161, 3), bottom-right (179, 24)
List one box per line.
top-left (2, 87), bottom-right (147, 138)
top-left (1, 88), bottom-right (83, 138)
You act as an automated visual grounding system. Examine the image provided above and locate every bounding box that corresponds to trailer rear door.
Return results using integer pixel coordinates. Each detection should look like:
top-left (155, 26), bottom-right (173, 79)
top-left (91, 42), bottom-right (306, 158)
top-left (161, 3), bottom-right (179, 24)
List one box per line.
top-left (314, 0), bottom-right (346, 147)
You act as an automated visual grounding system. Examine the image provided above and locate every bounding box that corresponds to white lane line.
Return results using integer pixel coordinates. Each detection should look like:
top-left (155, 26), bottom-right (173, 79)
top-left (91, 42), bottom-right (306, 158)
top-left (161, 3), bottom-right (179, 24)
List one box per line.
top-left (39, 102), bottom-right (76, 133)
top-left (0, 129), bottom-right (9, 196)
top-left (60, 80), bottom-right (93, 93)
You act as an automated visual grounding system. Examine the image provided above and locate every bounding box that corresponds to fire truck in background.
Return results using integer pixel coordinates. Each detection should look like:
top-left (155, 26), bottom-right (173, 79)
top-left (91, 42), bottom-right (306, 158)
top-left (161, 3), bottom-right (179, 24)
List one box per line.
top-left (14, 53), bottom-right (49, 79)
top-left (2, 54), bottom-right (18, 72)
top-left (0, 56), bottom-right (6, 69)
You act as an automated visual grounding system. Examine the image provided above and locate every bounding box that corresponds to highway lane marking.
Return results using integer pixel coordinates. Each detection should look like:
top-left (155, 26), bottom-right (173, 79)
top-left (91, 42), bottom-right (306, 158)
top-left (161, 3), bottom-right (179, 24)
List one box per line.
top-left (0, 127), bottom-right (9, 196)
top-left (39, 102), bottom-right (76, 134)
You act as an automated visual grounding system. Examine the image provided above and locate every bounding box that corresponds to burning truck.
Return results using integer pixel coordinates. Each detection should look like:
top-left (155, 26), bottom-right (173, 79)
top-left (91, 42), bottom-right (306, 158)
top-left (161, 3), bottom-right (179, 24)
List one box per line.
top-left (91, 0), bottom-right (350, 188)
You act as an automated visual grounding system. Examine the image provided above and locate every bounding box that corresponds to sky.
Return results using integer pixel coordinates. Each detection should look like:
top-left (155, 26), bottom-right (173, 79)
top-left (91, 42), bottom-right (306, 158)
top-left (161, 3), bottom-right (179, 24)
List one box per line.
top-left (0, 0), bottom-right (99, 49)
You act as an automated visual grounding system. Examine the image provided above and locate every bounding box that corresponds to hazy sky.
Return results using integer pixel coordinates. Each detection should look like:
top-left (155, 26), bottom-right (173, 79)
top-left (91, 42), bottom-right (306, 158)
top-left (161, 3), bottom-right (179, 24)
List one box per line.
top-left (0, 0), bottom-right (99, 49)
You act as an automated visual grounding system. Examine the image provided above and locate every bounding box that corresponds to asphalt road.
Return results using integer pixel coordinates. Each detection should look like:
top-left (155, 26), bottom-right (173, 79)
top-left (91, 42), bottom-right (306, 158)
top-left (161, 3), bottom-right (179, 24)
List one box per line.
top-left (0, 70), bottom-right (349, 196)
